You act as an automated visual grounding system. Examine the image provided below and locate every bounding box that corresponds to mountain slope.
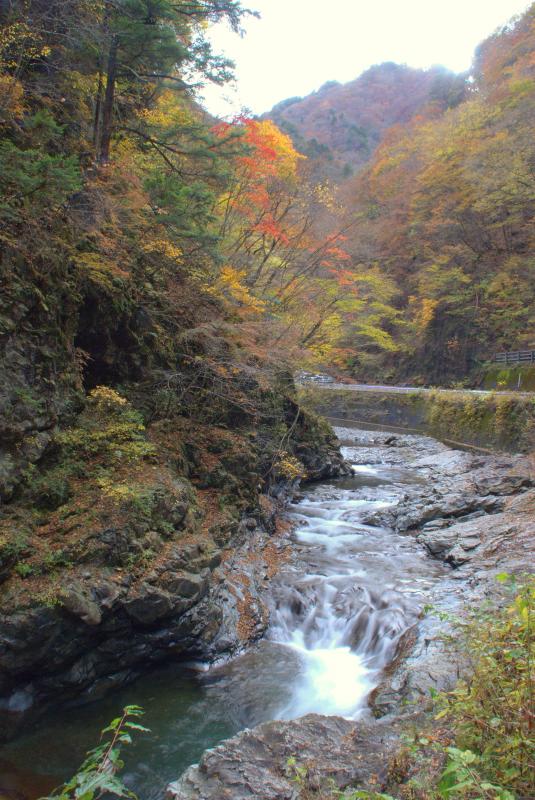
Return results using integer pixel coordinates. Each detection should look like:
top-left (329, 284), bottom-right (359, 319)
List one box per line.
top-left (268, 63), bottom-right (466, 176)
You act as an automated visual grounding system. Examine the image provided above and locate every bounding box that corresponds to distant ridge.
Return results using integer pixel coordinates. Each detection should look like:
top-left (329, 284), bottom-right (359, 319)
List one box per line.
top-left (267, 63), bottom-right (466, 178)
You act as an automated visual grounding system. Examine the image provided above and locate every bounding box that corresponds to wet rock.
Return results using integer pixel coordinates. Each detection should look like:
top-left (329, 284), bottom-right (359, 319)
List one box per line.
top-left (158, 571), bottom-right (208, 600)
top-left (416, 501), bottom-right (531, 569)
top-left (0, 608), bottom-right (63, 678)
top-left (455, 509), bottom-right (487, 523)
top-left (446, 544), bottom-right (471, 566)
top-left (474, 473), bottom-right (533, 496)
top-left (417, 529), bottom-right (459, 557)
top-left (93, 579), bottom-right (122, 610)
top-left (412, 450), bottom-right (474, 474)
top-left (421, 518), bottom-right (451, 532)
top-left (168, 715), bottom-right (398, 800)
top-left (408, 494), bottom-right (501, 532)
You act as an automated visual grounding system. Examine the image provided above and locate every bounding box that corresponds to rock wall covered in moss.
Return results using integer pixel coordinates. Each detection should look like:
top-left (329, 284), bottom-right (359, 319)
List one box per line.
top-left (480, 364), bottom-right (535, 392)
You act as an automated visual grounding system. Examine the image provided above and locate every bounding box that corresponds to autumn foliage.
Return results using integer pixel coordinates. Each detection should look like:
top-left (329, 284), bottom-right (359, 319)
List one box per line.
top-left (324, 4), bottom-right (535, 382)
top-left (209, 115), bottom-right (362, 364)
top-left (1, 0), bottom-right (534, 386)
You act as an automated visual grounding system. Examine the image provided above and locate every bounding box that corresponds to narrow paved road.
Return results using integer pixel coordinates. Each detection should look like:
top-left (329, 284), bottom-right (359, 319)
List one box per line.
top-left (329, 382), bottom-right (489, 394)
top-left (301, 381), bottom-right (533, 397)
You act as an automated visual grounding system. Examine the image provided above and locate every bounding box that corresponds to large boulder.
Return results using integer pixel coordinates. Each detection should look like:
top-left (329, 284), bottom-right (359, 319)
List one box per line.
top-left (167, 714), bottom-right (400, 800)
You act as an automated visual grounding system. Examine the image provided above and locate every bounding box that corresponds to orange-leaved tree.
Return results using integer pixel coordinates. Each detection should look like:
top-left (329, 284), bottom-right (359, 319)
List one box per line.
top-left (210, 116), bottom-right (361, 364)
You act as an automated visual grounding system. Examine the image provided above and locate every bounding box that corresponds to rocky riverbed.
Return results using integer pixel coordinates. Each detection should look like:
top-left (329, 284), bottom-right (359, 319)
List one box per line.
top-left (168, 427), bottom-right (534, 800)
top-left (1, 426), bottom-right (533, 800)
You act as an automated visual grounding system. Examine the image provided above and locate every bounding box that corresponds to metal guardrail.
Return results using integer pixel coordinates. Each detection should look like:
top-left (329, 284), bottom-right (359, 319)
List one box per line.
top-left (493, 350), bottom-right (535, 364)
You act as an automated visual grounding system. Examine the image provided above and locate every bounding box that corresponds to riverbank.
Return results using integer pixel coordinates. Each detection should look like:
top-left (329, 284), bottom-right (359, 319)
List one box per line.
top-left (0, 383), bottom-right (349, 743)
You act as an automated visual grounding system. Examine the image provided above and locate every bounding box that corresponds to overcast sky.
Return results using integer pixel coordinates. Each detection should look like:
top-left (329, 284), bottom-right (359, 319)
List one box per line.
top-left (199, 0), bottom-right (532, 117)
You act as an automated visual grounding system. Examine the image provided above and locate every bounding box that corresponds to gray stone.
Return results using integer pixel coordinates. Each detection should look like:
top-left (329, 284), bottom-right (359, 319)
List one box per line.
top-left (168, 715), bottom-right (399, 800)
top-left (62, 585), bottom-right (102, 626)
top-left (122, 584), bottom-right (175, 625)
top-left (160, 572), bottom-right (208, 600)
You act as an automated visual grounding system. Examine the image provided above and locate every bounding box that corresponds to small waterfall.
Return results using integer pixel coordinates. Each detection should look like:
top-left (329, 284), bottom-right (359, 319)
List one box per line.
top-left (265, 470), bottom-right (422, 719)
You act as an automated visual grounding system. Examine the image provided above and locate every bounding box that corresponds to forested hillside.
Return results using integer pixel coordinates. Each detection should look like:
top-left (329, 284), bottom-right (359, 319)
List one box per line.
top-left (340, 6), bottom-right (535, 382)
top-left (3, 2), bottom-right (534, 404)
top-left (0, 0), bottom-right (353, 495)
top-left (268, 6), bottom-right (535, 384)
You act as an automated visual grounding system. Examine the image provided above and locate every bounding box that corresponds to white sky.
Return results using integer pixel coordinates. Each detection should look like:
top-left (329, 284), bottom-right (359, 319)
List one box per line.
top-left (200, 0), bottom-right (532, 117)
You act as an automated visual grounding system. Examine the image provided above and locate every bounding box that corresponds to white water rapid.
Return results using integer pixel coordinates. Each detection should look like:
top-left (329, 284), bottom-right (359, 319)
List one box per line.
top-left (261, 430), bottom-right (444, 720)
top-left (196, 427), bottom-right (445, 727)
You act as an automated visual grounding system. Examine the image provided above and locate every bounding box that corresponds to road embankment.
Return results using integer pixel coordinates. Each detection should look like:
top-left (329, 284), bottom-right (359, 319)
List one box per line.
top-left (298, 385), bottom-right (535, 452)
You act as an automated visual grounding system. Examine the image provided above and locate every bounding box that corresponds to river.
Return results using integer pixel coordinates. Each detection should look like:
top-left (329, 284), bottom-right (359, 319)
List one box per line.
top-left (1, 427), bottom-right (448, 800)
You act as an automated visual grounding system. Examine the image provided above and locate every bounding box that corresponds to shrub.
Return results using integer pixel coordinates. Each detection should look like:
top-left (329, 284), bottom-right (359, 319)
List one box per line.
top-left (56, 386), bottom-right (155, 466)
top-left (31, 474), bottom-right (72, 510)
top-left (45, 705), bottom-right (147, 800)
top-left (272, 451), bottom-right (306, 481)
top-left (434, 575), bottom-right (534, 799)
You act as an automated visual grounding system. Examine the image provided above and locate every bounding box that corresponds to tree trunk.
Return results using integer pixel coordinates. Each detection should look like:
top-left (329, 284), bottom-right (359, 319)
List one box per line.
top-left (93, 66), bottom-right (104, 150)
top-left (98, 34), bottom-right (119, 165)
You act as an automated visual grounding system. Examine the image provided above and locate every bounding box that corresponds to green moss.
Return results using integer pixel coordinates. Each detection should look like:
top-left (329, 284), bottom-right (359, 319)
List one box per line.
top-left (298, 386), bottom-right (535, 452)
top-left (41, 548), bottom-right (73, 573)
top-left (481, 365), bottom-right (535, 392)
top-left (57, 386), bottom-right (155, 466)
top-left (0, 531), bottom-right (30, 563)
top-left (14, 562), bottom-right (34, 579)
top-left (424, 392), bottom-right (535, 451)
top-left (20, 386), bottom-right (156, 517)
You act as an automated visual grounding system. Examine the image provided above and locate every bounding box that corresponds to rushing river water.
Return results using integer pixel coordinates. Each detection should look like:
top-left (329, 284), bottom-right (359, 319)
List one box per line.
top-left (1, 427), bottom-right (447, 800)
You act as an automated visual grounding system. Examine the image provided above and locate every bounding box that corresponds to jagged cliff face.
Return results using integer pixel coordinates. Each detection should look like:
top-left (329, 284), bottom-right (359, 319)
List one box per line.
top-left (268, 63), bottom-right (466, 177)
top-left (0, 246), bottom-right (349, 739)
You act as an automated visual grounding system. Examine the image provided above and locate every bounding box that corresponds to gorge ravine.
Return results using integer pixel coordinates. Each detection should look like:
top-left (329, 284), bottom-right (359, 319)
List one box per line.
top-left (169, 425), bottom-right (535, 800)
top-left (3, 425), bottom-right (534, 799)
